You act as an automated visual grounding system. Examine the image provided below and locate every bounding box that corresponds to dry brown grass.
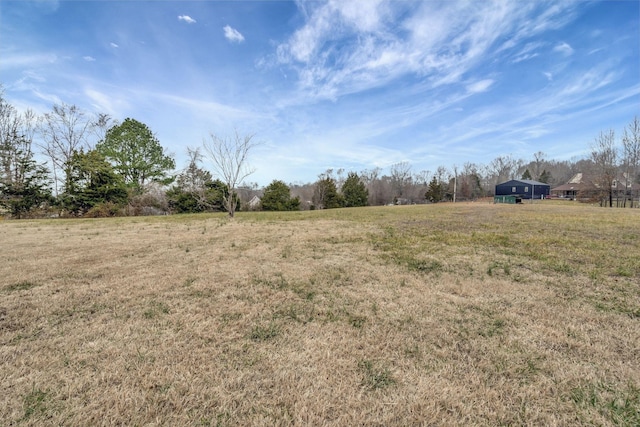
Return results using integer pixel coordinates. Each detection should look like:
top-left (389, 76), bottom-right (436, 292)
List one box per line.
top-left (1, 202), bottom-right (639, 426)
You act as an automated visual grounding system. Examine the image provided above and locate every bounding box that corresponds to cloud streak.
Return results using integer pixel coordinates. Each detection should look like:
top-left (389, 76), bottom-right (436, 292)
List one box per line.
top-left (553, 42), bottom-right (574, 56)
top-left (274, 1), bottom-right (581, 102)
top-left (0, 52), bottom-right (58, 69)
top-left (178, 15), bottom-right (196, 24)
top-left (223, 25), bottom-right (244, 43)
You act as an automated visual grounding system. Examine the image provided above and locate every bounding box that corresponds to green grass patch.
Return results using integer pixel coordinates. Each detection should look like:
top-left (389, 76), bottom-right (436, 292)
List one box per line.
top-left (22, 387), bottom-right (50, 420)
top-left (406, 257), bottom-right (443, 274)
top-left (570, 381), bottom-right (640, 426)
top-left (249, 322), bottom-right (280, 341)
top-left (5, 281), bottom-right (40, 292)
top-left (143, 300), bottom-right (170, 319)
top-left (478, 318), bottom-right (507, 338)
top-left (358, 359), bottom-right (396, 390)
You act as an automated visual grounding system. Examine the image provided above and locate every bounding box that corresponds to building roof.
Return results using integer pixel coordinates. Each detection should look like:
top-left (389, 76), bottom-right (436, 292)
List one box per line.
top-left (567, 173), bottom-right (585, 184)
top-left (613, 173), bottom-right (640, 190)
top-left (551, 183), bottom-right (591, 192)
top-left (551, 173), bottom-right (598, 192)
top-left (496, 179), bottom-right (550, 186)
top-left (551, 172), bottom-right (640, 193)
top-left (247, 195), bottom-right (261, 207)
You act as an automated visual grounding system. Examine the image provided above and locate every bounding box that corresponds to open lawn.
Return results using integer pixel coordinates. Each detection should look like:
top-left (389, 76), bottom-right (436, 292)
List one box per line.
top-left (1, 202), bottom-right (639, 426)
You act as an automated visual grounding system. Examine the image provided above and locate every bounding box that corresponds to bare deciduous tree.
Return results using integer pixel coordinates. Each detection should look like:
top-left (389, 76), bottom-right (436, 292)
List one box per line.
top-left (360, 167), bottom-right (388, 205)
top-left (38, 103), bottom-right (93, 197)
top-left (590, 129), bottom-right (617, 207)
top-left (203, 130), bottom-right (258, 217)
top-left (489, 155), bottom-right (517, 186)
top-left (621, 117), bottom-right (640, 207)
top-left (0, 89), bottom-right (39, 187)
top-left (93, 113), bottom-right (115, 144)
top-left (0, 91), bottom-right (22, 183)
top-left (532, 151), bottom-right (547, 181)
top-left (389, 161), bottom-right (412, 200)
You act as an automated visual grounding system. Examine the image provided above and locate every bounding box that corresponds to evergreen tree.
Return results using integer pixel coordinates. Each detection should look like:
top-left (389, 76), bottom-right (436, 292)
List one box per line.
top-left (167, 177), bottom-right (235, 214)
top-left (312, 177), bottom-right (342, 209)
top-left (261, 180), bottom-right (300, 211)
top-left (62, 149), bottom-right (128, 216)
top-left (0, 146), bottom-right (52, 219)
top-left (0, 93), bottom-right (51, 218)
top-left (341, 172), bottom-right (368, 207)
top-left (425, 176), bottom-right (446, 203)
top-left (539, 169), bottom-right (552, 183)
top-left (166, 148), bottom-right (226, 214)
top-left (96, 118), bottom-right (175, 193)
top-left (521, 169), bottom-right (532, 180)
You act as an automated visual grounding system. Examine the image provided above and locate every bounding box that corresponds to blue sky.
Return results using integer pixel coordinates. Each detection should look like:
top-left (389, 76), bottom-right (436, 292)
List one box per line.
top-left (1, 0), bottom-right (639, 185)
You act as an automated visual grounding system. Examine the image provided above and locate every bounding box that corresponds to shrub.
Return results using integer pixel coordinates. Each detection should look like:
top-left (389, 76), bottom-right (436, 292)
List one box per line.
top-left (85, 202), bottom-right (123, 218)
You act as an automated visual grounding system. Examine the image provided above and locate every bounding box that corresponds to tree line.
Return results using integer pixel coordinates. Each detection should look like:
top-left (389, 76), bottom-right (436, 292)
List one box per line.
top-left (1, 87), bottom-right (639, 219)
top-left (278, 117), bottom-right (639, 210)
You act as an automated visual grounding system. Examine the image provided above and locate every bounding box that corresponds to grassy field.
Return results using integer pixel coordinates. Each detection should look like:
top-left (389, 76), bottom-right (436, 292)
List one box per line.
top-left (1, 202), bottom-right (639, 426)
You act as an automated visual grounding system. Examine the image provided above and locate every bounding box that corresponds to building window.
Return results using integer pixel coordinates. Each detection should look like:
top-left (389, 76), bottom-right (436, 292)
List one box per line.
top-left (512, 187), bottom-right (516, 192)
top-left (525, 186), bottom-right (529, 192)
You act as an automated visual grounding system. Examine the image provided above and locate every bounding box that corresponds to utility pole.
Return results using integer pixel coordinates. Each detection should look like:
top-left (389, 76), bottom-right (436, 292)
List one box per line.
top-left (453, 165), bottom-right (458, 203)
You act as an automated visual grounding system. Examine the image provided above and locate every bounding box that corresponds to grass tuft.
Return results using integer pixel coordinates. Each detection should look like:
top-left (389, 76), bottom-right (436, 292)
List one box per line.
top-left (5, 281), bottom-right (39, 292)
top-left (22, 387), bottom-right (49, 420)
top-left (570, 381), bottom-right (640, 426)
top-left (249, 322), bottom-right (280, 341)
top-left (358, 359), bottom-right (396, 390)
top-left (143, 300), bottom-right (170, 319)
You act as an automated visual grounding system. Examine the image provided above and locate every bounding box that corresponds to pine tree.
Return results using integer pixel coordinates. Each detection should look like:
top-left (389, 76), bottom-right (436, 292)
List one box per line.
top-left (62, 149), bottom-right (128, 216)
top-left (425, 176), bottom-right (445, 203)
top-left (312, 177), bottom-right (342, 209)
top-left (0, 135), bottom-right (52, 219)
top-left (538, 169), bottom-right (552, 183)
top-left (341, 172), bottom-right (368, 207)
top-left (261, 180), bottom-right (300, 211)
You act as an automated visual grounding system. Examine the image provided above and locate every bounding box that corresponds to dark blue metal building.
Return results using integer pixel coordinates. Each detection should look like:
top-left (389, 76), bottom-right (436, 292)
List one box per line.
top-left (495, 179), bottom-right (550, 200)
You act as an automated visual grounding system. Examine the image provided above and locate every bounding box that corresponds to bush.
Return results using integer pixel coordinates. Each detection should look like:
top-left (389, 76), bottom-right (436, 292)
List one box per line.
top-left (261, 180), bottom-right (300, 211)
top-left (85, 202), bottom-right (123, 218)
top-left (125, 184), bottom-right (169, 216)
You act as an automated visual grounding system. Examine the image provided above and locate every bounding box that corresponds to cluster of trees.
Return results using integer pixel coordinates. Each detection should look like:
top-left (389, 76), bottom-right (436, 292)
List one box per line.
top-left (0, 87), bottom-right (258, 219)
top-left (1, 85), bottom-right (639, 219)
top-left (0, 90), bottom-right (178, 218)
top-left (588, 120), bottom-right (640, 207)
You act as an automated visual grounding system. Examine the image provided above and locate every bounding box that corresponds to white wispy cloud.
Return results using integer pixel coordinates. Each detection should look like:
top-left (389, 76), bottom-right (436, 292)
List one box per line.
top-left (83, 56), bottom-right (96, 62)
top-left (512, 52), bottom-right (539, 63)
top-left (110, 42), bottom-right (119, 48)
top-left (147, 91), bottom-right (261, 125)
top-left (84, 87), bottom-right (130, 116)
top-left (425, 62), bottom-right (628, 160)
top-left (511, 41), bottom-right (544, 63)
top-left (32, 88), bottom-right (63, 106)
top-left (553, 42), bottom-right (574, 56)
top-left (559, 66), bottom-right (617, 97)
top-left (274, 1), bottom-right (580, 102)
top-left (0, 52), bottom-right (57, 69)
top-left (178, 15), bottom-right (196, 24)
top-left (466, 79), bottom-right (494, 94)
top-left (223, 25), bottom-right (245, 43)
